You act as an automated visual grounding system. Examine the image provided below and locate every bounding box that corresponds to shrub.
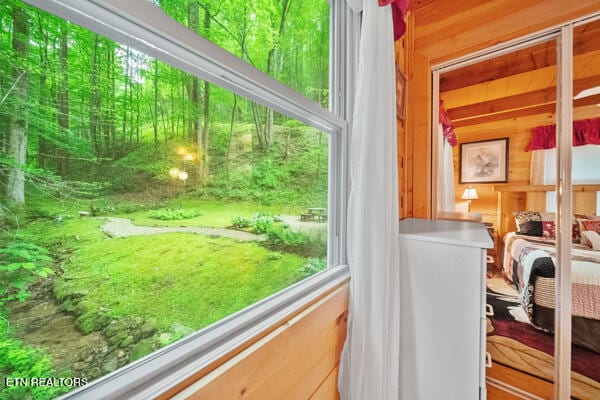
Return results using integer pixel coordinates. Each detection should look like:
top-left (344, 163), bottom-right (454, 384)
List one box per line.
top-left (261, 224), bottom-right (326, 258)
top-left (253, 213), bottom-right (275, 234)
top-left (299, 257), bottom-right (327, 277)
top-left (0, 310), bottom-right (71, 399)
top-left (149, 208), bottom-right (201, 221)
top-left (0, 241), bottom-right (54, 305)
top-left (230, 216), bottom-right (252, 229)
top-left (264, 225), bottom-right (308, 248)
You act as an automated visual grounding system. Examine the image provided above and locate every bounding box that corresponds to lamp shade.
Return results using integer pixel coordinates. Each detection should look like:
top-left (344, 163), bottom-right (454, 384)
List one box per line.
top-left (461, 186), bottom-right (478, 200)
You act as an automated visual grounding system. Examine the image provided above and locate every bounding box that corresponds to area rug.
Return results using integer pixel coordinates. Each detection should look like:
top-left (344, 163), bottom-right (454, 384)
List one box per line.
top-left (486, 286), bottom-right (600, 383)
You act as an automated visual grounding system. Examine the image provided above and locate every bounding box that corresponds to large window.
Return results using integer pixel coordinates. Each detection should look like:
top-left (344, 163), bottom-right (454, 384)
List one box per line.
top-left (0, 0), bottom-right (349, 398)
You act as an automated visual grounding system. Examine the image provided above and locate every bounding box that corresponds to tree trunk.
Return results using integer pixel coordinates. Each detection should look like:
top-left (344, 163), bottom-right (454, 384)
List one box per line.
top-left (90, 34), bottom-right (101, 156)
top-left (37, 13), bottom-right (50, 170)
top-left (201, 5), bottom-right (211, 183)
top-left (5, 6), bottom-right (30, 206)
top-left (226, 94), bottom-right (238, 176)
top-left (57, 23), bottom-right (70, 176)
top-left (188, 1), bottom-right (208, 184)
top-left (153, 59), bottom-right (159, 144)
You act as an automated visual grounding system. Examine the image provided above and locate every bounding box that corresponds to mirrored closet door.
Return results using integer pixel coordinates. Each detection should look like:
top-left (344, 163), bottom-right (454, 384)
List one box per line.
top-left (432, 13), bottom-right (600, 399)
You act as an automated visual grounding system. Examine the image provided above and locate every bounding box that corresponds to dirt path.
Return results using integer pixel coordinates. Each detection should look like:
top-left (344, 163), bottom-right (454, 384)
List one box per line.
top-left (101, 217), bottom-right (263, 241)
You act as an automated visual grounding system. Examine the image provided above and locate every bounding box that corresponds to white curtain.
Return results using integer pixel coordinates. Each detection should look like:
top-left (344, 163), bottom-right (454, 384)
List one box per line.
top-left (338, 0), bottom-right (401, 399)
top-left (437, 124), bottom-right (456, 212)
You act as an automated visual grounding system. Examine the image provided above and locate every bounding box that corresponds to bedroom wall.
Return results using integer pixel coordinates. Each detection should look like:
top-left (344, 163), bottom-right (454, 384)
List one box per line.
top-left (451, 106), bottom-right (600, 228)
top-left (451, 116), bottom-right (536, 225)
top-left (403, 0), bottom-right (600, 219)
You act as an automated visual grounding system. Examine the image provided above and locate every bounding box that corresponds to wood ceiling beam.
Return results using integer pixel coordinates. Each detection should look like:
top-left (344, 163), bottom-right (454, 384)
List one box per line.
top-left (452, 94), bottom-right (600, 128)
top-left (446, 75), bottom-right (600, 121)
top-left (439, 19), bottom-right (600, 92)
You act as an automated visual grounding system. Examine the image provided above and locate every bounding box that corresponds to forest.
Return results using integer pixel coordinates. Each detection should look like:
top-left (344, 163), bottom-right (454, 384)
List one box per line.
top-left (0, 0), bottom-right (330, 398)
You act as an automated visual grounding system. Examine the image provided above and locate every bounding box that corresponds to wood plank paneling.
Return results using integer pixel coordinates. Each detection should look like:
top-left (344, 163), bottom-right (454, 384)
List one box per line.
top-left (453, 114), bottom-right (544, 227)
top-left (412, 0), bottom-right (600, 64)
top-left (396, 37), bottom-right (408, 219)
top-left (309, 365), bottom-right (340, 400)
top-left (407, 36), bottom-right (432, 218)
top-left (171, 285), bottom-right (349, 400)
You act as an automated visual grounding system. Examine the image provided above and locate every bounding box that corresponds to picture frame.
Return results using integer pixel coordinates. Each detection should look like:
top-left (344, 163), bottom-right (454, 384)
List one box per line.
top-left (459, 137), bottom-right (509, 183)
top-left (396, 64), bottom-right (407, 120)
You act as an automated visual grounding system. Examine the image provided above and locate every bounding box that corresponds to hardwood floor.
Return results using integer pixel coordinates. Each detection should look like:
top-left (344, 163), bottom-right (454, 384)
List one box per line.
top-left (487, 362), bottom-right (553, 400)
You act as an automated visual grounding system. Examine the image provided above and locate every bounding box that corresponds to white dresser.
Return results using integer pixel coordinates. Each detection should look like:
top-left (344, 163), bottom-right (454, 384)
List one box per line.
top-left (398, 218), bottom-right (492, 400)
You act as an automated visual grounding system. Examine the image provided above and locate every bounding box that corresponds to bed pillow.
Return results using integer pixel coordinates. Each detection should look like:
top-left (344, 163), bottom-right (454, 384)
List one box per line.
top-left (528, 211), bottom-right (581, 242)
top-left (513, 211), bottom-right (542, 237)
top-left (581, 231), bottom-right (600, 250)
top-left (540, 211), bottom-right (556, 239)
top-left (581, 219), bottom-right (600, 232)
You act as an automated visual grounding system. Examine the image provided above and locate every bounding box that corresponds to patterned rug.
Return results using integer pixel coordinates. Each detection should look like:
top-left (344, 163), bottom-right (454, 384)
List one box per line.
top-left (486, 285), bottom-right (600, 383)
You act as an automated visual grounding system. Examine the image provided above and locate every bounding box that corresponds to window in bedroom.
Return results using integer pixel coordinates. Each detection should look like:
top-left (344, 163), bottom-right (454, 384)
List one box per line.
top-left (0, 0), bottom-right (347, 398)
top-left (544, 145), bottom-right (600, 215)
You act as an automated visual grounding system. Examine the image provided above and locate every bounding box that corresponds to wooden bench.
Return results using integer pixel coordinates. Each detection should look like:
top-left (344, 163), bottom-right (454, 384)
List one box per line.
top-left (300, 208), bottom-right (327, 222)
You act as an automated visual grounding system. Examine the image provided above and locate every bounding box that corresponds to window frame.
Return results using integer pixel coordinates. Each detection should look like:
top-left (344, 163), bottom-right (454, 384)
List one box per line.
top-left (20, 0), bottom-right (354, 398)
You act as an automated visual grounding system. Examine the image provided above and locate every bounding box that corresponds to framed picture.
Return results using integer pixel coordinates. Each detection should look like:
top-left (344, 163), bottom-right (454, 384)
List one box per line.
top-left (396, 64), bottom-right (407, 120)
top-left (459, 138), bottom-right (509, 183)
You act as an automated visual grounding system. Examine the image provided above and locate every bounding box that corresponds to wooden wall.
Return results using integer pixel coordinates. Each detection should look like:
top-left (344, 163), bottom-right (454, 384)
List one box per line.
top-left (403, 0), bottom-right (600, 218)
top-left (451, 114), bottom-right (549, 225)
top-left (167, 284), bottom-right (348, 400)
top-left (396, 38), bottom-right (408, 218)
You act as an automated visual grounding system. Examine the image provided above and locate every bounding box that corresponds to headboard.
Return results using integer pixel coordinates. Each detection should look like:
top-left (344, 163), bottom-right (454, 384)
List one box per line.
top-left (492, 184), bottom-right (600, 237)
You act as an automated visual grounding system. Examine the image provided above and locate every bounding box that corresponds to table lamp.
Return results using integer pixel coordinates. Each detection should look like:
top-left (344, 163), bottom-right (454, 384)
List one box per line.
top-left (461, 186), bottom-right (478, 212)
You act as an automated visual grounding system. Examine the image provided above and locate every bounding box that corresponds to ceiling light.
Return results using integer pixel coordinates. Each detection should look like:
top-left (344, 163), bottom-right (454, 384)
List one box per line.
top-left (574, 86), bottom-right (600, 99)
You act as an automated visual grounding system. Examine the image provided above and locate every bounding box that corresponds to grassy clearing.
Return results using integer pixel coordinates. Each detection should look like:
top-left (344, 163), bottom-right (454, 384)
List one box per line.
top-left (127, 198), bottom-right (304, 228)
top-left (54, 233), bottom-right (306, 330)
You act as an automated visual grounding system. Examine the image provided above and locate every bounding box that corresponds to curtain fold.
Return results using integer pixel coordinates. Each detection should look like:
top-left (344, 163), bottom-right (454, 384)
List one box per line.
top-left (337, 0), bottom-right (401, 399)
top-left (526, 117), bottom-right (600, 150)
top-left (437, 125), bottom-right (456, 212)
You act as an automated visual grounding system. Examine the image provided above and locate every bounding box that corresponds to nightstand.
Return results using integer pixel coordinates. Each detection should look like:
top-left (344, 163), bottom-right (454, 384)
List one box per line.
top-left (484, 222), bottom-right (498, 270)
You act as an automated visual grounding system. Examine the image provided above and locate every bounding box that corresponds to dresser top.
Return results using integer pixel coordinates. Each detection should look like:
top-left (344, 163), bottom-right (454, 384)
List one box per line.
top-left (398, 218), bottom-right (493, 249)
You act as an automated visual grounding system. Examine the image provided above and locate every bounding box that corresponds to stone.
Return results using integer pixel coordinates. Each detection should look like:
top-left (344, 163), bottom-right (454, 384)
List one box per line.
top-left (102, 357), bottom-right (119, 374)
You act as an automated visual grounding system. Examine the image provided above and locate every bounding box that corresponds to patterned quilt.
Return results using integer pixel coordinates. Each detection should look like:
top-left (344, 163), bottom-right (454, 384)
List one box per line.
top-left (502, 232), bottom-right (600, 352)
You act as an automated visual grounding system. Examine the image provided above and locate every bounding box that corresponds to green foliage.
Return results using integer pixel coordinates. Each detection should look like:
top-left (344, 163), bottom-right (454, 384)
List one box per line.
top-left (0, 310), bottom-right (70, 400)
top-left (252, 213), bottom-right (276, 234)
top-left (262, 224), bottom-right (326, 258)
top-left (299, 257), bottom-right (327, 277)
top-left (148, 208), bottom-right (202, 220)
top-left (0, 241), bottom-right (54, 305)
top-left (230, 216), bottom-right (251, 229)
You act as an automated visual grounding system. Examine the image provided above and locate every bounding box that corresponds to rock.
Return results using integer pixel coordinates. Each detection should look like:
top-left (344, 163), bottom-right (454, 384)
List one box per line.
top-left (117, 350), bottom-right (126, 358)
top-left (107, 331), bottom-right (128, 346)
top-left (102, 357), bottom-right (119, 374)
top-left (120, 335), bottom-right (134, 348)
top-left (171, 322), bottom-right (194, 337)
top-left (139, 321), bottom-right (157, 339)
top-left (75, 311), bottom-right (111, 334)
top-left (73, 362), bottom-right (87, 371)
top-left (130, 339), bottom-right (159, 362)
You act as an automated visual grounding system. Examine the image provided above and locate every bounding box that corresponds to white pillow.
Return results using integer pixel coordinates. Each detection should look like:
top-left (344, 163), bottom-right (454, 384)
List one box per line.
top-left (581, 231), bottom-right (600, 251)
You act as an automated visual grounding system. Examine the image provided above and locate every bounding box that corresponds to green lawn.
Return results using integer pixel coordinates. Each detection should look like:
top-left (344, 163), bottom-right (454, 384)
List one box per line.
top-left (12, 196), bottom-right (311, 335)
top-left (126, 198), bottom-right (304, 228)
top-left (54, 233), bottom-right (306, 331)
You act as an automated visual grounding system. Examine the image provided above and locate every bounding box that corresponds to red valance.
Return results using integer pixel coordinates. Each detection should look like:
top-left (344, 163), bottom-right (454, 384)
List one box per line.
top-left (439, 99), bottom-right (457, 147)
top-left (379, 0), bottom-right (409, 41)
top-left (526, 117), bottom-right (600, 151)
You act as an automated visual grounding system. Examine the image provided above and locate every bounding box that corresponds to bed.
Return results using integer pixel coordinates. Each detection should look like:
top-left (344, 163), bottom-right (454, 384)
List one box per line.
top-left (501, 231), bottom-right (600, 353)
